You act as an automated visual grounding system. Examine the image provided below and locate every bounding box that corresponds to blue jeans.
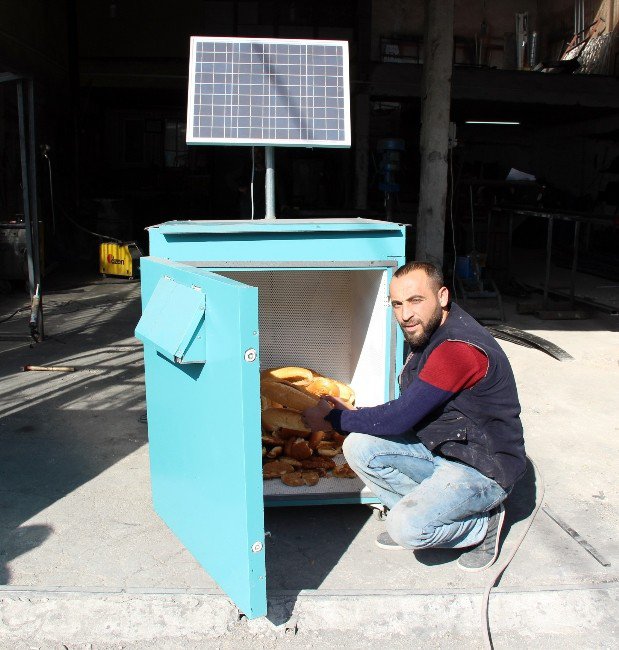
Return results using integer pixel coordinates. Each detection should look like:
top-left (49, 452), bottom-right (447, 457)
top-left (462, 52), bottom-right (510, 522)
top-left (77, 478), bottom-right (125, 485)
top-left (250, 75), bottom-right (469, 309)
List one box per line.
top-left (343, 431), bottom-right (508, 549)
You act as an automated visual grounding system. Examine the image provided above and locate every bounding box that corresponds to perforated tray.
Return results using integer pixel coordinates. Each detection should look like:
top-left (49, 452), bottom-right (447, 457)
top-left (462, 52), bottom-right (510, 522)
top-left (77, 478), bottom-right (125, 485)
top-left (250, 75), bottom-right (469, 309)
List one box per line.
top-left (262, 454), bottom-right (374, 502)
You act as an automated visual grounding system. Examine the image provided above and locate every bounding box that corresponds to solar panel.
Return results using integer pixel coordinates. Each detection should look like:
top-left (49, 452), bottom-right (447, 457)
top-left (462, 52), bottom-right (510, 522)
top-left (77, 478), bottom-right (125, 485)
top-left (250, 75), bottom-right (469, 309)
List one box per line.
top-left (186, 37), bottom-right (351, 147)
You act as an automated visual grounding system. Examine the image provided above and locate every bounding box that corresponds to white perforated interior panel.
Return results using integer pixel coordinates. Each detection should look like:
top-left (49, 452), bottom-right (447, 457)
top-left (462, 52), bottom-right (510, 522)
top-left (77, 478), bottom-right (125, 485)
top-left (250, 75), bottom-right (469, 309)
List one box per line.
top-left (220, 269), bottom-right (389, 407)
top-left (219, 268), bottom-right (389, 503)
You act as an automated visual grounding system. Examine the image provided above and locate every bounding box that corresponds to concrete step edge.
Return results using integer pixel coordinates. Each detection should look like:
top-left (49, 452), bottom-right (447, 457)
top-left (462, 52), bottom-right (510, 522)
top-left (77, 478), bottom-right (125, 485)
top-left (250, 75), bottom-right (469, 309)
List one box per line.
top-left (0, 583), bottom-right (616, 644)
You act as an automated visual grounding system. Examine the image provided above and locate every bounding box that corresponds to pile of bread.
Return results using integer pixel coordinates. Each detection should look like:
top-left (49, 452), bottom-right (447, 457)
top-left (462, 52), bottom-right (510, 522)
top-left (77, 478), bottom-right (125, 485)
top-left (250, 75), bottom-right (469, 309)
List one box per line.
top-left (261, 366), bottom-right (357, 487)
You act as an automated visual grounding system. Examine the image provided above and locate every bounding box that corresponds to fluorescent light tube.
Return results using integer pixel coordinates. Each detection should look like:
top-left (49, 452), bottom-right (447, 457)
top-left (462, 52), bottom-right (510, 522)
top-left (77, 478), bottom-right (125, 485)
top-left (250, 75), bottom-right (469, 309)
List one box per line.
top-left (465, 121), bottom-right (520, 125)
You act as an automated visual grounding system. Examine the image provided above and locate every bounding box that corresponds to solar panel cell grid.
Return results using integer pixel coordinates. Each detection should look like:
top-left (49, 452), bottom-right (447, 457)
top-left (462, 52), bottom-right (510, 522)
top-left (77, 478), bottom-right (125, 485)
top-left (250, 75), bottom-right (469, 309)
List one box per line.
top-left (187, 37), bottom-right (350, 147)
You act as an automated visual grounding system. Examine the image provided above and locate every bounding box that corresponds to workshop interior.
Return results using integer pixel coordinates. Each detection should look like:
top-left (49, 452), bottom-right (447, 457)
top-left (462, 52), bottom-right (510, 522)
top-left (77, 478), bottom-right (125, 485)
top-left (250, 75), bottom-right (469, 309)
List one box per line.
top-left (1, 1), bottom-right (617, 321)
top-left (0, 0), bottom-right (618, 636)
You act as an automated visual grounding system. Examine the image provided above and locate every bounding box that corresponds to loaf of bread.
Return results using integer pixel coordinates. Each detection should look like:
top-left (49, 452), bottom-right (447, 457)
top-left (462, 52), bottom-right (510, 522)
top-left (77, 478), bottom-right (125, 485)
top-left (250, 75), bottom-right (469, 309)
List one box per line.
top-left (316, 440), bottom-right (341, 457)
top-left (300, 457), bottom-right (336, 470)
top-left (304, 376), bottom-right (340, 398)
top-left (308, 429), bottom-right (327, 450)
top-left (266, 445), bottom-right (283, 459)
top-left (260, 366), bottom-right (313, 386)
top-left (281, 470), bottom-right (320, 487)
top-left (284, 437), bottom-right (313, 460)
top-left (260, 365), bottom-right (356, 487)
top-left (260, 380), bottom-right (319, 412)
top-left (261, 407), bottom-right (311, 435)
top-left (331, 380), bottom-right (355, 404)
top-left (278, 456), bottom-right (303, 468)
top-left (333, 462), bottom-right (357, 478)
top-left (263, 460), bottom-right (296, 479)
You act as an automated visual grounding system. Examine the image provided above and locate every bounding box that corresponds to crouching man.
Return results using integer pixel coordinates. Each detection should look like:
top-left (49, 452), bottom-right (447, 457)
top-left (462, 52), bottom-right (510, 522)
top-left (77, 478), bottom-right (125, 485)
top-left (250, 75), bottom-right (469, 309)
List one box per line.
top-left (303, 261), bottom-right (526, 571)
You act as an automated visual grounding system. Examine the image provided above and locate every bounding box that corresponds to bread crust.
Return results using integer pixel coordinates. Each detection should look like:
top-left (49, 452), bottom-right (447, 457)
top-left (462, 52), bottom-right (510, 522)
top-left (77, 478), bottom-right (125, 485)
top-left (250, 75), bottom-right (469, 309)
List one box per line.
top-left (284, 437), bottom-right (313, 460)
top-left (300, 457), bottom-right (336, 470)
top-left (260, 380), bottom-right (319, 411)
top-left (304, 376), bottom-right (340, 398)
top-left (281, 470), bottom-right (321, 487)
top-left (260, 366), bottom-right (313, 385)
top-left (263, 460), bottom-right (296, 479)
top-left (333, 462), bottom-right (357, 478)
top-left (261, 408), bottom-right (310, 435)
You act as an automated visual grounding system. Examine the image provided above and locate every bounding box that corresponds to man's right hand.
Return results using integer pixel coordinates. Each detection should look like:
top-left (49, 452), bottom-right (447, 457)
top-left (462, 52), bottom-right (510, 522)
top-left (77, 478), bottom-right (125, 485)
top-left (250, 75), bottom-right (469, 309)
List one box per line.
top-left (324, 395), bottom-right (357, 411)
top-left (302, 399), bottom-right (334, 432)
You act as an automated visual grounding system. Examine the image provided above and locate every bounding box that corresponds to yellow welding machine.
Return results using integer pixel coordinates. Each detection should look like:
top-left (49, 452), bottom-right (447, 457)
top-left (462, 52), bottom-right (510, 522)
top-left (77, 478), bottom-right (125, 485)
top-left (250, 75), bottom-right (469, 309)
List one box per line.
top-left (99, 242), bottom-right (142, 278)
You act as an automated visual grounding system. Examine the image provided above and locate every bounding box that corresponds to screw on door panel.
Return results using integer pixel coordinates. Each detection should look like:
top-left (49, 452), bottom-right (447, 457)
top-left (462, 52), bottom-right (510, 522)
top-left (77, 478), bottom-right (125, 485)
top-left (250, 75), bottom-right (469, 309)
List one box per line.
top-left (244, 348), bottom-right (257, 362)
top-left (251, 541), bottom-right (263, 553)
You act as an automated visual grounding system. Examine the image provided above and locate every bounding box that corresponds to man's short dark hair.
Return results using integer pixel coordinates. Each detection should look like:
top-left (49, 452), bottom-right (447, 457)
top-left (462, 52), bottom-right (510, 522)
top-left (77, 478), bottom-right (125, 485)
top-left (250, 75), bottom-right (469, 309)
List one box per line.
top-left (393, 261), bottom-right (444, 290)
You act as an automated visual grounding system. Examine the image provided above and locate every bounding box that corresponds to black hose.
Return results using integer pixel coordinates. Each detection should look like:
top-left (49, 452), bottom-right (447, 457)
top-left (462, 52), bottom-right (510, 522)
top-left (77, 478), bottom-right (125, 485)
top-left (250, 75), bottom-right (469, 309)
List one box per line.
top-left (481, 455), bottom-right (545, 648)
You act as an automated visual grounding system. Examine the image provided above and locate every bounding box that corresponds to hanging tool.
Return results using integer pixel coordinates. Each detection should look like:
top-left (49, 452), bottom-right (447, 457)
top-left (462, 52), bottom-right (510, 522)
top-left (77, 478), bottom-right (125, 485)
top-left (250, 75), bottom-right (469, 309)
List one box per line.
top-left (23, 365), bottom-right (75, 372)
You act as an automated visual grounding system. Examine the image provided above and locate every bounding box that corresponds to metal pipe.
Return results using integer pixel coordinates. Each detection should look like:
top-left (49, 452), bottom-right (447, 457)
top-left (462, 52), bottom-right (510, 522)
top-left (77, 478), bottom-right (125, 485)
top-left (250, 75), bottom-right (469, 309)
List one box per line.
top-left (16, 80), bottom-right (36, 298)
top-left (579, 0), bottom-right (585, 39)
top-left (574, 1), bottom-right (577, 39)
top-left (27, 78), bottom-right (43, 339)
top-left (264, 146), bottom-right (275, 219)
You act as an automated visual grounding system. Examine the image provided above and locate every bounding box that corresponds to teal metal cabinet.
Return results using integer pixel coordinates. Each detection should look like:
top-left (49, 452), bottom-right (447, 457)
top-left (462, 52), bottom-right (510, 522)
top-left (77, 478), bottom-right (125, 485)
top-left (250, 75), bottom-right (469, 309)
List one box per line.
top-left (135, 219), bottom-right (406, 619)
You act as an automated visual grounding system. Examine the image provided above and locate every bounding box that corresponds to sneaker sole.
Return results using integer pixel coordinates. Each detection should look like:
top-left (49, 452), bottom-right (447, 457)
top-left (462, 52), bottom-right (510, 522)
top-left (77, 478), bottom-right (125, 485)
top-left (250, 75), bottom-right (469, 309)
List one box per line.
top-left (457, 505), bottom-right (506, 572)
top-left (374, 539), bottom-right (407, 551)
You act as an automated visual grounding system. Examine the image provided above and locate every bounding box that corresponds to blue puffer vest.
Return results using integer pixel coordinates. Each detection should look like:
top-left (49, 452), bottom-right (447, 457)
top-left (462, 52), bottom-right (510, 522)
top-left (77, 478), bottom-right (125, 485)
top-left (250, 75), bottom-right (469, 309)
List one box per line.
top-left (400, 303), bottom-right (526, 489)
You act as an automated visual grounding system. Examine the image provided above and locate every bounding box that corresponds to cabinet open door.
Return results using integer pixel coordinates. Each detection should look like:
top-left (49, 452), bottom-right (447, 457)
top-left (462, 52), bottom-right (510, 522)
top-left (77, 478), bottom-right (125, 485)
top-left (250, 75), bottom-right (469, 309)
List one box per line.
top-left (136, 257), bottom-right (266, 619)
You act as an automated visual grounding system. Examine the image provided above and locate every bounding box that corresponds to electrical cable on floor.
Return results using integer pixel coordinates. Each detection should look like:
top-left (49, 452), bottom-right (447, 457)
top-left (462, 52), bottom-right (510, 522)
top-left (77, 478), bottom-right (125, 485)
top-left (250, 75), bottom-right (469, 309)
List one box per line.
top-left (42, 149), bottom-right (56, 234)
top-left (55, 201), bottom-right (123, 244)
top-left (47, 155), bottom-right (122, 244)
top-left (0, 307), bottom-right (28, 324)
top-left (481, 454), bottom-right (545, 649)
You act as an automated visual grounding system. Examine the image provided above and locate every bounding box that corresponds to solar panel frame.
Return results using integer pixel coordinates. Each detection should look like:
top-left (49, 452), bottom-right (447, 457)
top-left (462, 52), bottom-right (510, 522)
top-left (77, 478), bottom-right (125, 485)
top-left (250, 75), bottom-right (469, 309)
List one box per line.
top-left (186, 36), bottom-right (351, 148)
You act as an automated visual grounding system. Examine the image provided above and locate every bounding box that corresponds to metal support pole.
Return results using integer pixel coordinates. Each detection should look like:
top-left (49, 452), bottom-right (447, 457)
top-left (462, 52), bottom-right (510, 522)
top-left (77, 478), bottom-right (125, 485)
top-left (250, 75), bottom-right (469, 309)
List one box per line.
top-left (17, 80), bottom-right (36, 296)
top-left (570, 220), bottom-right (581, 308)
top-left (543, 217), bottom-right (554, 309)
top-left (264, 146), bottom-right (276, 219)
top-left (16, 78), bottom-right (44, 340)
top-left (27, 78), bottom-right (43, 338)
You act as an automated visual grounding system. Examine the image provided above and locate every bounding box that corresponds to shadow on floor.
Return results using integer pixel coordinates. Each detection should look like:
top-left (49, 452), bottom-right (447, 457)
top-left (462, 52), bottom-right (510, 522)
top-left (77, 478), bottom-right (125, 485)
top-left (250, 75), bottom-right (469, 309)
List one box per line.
top-left (0, 286), bottom-right (147, 584)
top-left (264, 504), bottom-right (372, 625)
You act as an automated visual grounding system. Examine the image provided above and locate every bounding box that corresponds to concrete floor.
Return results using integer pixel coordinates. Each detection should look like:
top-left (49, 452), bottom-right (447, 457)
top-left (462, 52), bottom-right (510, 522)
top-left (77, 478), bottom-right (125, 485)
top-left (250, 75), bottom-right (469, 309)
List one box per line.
top-left (0, 265), bottom-right (617, 648)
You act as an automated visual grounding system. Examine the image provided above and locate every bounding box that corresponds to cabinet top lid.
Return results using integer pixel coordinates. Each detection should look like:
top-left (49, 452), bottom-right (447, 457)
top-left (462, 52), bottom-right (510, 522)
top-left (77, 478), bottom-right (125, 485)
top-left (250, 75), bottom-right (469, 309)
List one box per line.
top-left (149, 218), bottom-right (407, 235)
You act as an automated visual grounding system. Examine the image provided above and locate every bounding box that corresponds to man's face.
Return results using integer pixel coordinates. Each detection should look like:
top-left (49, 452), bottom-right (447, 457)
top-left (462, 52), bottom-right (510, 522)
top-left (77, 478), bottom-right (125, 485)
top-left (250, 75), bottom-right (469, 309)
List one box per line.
top-left (389, 270), bottom-right (449, 347)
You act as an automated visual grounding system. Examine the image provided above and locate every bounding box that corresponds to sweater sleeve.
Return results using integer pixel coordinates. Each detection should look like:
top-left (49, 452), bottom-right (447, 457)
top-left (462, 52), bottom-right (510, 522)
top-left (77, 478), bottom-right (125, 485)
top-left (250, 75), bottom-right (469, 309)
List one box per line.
top-left (326, 341), bottom-right (488, 436)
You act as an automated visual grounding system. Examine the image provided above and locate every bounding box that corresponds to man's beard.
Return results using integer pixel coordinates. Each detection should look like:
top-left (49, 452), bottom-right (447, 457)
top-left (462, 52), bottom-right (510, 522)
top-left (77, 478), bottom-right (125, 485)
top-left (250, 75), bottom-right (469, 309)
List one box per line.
top-left (401, 304), bottom-right (443, 348)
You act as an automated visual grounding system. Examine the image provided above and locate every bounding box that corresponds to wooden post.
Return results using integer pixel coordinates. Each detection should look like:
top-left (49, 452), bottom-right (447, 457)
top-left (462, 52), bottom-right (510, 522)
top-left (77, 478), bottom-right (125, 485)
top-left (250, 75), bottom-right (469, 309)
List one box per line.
top-left (416, 0), bottom-right (454, 266)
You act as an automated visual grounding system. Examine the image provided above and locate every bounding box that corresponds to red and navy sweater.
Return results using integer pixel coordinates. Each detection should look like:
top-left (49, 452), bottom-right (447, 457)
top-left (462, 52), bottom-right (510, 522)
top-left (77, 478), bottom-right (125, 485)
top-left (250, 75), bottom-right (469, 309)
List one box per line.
top-left (326, 341), bottom-right (488, 436)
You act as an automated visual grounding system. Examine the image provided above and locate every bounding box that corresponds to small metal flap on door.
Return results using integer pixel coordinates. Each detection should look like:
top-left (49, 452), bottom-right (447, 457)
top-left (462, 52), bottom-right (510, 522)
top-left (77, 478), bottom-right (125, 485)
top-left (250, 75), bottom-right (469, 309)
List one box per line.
top-left (135, 275), bottom-right (206, 363)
